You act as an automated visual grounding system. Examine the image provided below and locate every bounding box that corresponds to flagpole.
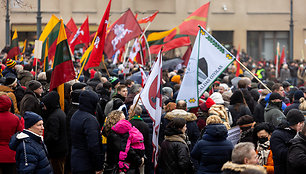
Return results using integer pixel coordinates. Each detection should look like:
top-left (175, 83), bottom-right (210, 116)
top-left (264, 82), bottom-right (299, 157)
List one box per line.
top-left (102, 59), bottom-right (111, 77)
top-left (77, 55), bottom-right (88, 80)
top-left (123, 41), bottom-right (131, 66)
top-left (275, 42), bottom-right (280, 79)
top-left (236, 59), bottom-right (272, 93)
top-left (138, 22), bottom-right (152, 42)
top-left (143, 35), bottom-right (152, 67)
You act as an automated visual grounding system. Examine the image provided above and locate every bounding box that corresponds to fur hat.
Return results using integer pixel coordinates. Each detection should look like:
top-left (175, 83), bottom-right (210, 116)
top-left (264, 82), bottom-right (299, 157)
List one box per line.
top-left (6, 59), bottom-right (16, 68)
top-left (27, 80), bottom-right (42, 91)
top-left (24, 111), bottom-right (43, 129)
top-left (4, 77), bottom-right (17, 87)
top-left (210, 92), bottom-right (224, 104)
top-left (286, 109), bottom-right (305, 126)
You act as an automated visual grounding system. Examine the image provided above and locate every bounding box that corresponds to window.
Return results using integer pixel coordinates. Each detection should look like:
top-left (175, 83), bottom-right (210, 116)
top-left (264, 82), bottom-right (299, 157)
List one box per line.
top-left (247, 31), bottom-right (289, 61)
top-left (212, 31), bottom-right (233, 49)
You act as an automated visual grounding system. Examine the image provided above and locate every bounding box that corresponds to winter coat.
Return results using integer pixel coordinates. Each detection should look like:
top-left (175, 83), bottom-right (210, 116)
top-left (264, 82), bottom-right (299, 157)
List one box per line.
top-left (297, 68), bottom-right (306, 82)
top-left (228, 104), bottom-right (252, 126)
top-left (130, 116), bottom-right (150, 161)
top-left (70, 90), bottom-right (104, 172)
top-left (17, 70), bottom-right (33, 86)
top-left (0, 85), bottom-right (19, 114)
top-left (270, 124), bottom-right (297, 174)
top-left (158, 127), bottom-right (194, 174)
top-left (283, 100), bottom-right (300, 116)
top-left (191, 124), bottom-right (233, 174)
top-left (264, 104), bottom-right (286, 127)
top-left (221, 162), bottom-right (267, 174)
top-left (256, 141), bottom-right (274, 174)
top-left (0, 96), bottom-right (23, 163)
top-left (164, 109), bottom-right (200, 150)
top-left (9, 130), bottom-right (53, 174)
top-left (287, 132), bottom-right (306, 174)
top-left (20, 89), bottom-right (42, 117)
top-left (253, 98), bottom-right (266, 123)
top-left (280, 69), bottom-right (291, 82)
top-left (41, 91), bottom-right (68, 158)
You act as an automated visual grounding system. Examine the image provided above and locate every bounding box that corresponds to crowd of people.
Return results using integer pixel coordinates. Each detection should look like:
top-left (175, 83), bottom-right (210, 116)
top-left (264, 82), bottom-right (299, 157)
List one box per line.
top-left (0, 45), bottom-right (306, 174)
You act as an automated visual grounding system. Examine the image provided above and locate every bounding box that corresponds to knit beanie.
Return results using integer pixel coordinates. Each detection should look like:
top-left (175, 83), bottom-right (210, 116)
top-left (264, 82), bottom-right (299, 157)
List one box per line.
top-left (109, 76), bottom-right (119, 87)
top-left (269, 92), bottom-right (283, 101)
top-left (171, 75), bottom-right (181, 84)
top-left (200, 97), bottom-right (216, 112)
top-left (286, 109), bottom-right (305, 126)
top-left (24, 111), bottom-right (43, 129)
top-left (294, 90), bottom-right (304, 101)
top-left (6, 59), bottom-right (16, 68)
top-left (210, 92), bottom-right (224, 104)
top-left (27, 80), bottom-right (42, 91)
top-left (4, 77), bottom-right (17, 87)
top-left (230, 90), bottom-right (244, 105)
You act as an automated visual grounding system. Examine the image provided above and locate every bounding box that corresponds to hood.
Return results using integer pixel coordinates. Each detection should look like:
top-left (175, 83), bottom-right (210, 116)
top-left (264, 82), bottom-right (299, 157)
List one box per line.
top-left (70, 89), bottom-right (82, 103)
top-left (290, 132), bottom-right (306, 145)
top-left (221, 162), bottom-right (267, 173)
top-left (96, 86), bottom-right (111, 97)
top-left (259, 98), bottom-right (267, 106)
top-left (79, 90), bottom-right (99, 114)
top-left (41, 91), bottom-right (60, 114)
top-left (111, 120), bottom-right (132, 134)
top-left (164, 109), bottom-right (197, 122)
top-left (164, 126), bottom-right (183, 136)
top-left (265, 103), bottom-right (280, 112)
top-left (9, 131), bottom-right (29, 151)
top-left (203, 124), bottom-right (228, 140)
top-left (18, 70), bottom-right (32, 78)
top-left (0, 94), bottom-right (12, 112)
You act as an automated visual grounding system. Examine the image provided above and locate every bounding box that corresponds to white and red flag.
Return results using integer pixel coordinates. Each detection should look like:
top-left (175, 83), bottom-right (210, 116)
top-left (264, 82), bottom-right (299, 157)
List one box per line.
top-left (104, 9), bottom-right (142, 60)
top-left (138, 11), bottom-right (159, 24)
top-left (140, 50), bottom-right (162, 171)
top-left (139, 66), bottom-right (147, 87)
top-left (69, 17), bottom-right (90, 52)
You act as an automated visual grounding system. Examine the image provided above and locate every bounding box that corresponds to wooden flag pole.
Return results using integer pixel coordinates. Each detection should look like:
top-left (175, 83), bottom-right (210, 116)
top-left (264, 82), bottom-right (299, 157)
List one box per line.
top-left (130, 94), bottom-right (141, 119)
top-left (236, 58), bottom-right (272, 93)
top-left (102, 59), bottom-right (111, 77)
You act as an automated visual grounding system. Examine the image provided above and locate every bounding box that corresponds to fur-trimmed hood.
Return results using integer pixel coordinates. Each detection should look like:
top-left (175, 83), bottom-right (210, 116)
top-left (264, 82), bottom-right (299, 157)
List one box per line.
top-left (221, 161), bottom-right (266, 174)
top-left (164, 109), bottom-right (197, 122)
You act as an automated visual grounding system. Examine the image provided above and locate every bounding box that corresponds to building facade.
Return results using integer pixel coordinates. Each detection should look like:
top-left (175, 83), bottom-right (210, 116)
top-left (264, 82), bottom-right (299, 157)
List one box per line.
top-left (0, 0), bottom-right (305, 61)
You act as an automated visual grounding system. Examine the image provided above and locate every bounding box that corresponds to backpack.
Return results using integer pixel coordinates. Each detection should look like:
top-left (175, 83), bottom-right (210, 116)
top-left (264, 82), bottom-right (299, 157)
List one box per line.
top-left (111, 120), bottom-right (145, 172)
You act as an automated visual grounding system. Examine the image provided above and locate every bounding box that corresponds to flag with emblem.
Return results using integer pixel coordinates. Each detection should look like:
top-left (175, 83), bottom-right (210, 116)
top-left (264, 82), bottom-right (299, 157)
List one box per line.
top-left (50, 19), bottom-right (76, 90)
top-left (177, 26), bottom-right (235, 108)
top-left (164, 2), bottom-right (210, 42)
top-left (69, 17), bottom-right (90, 52)
top-left (140, 49), bottom-right (162, 171)
top-left (138, 11), bottom-right (159, 24)
top-left (7, 29), bottom-right (20, 59)
top-left (104, 9), bottom-right (142, 60)
top-left (66, 17), bottom-right (78, 41)
top-left (85, 0), bottom-right (112, 70)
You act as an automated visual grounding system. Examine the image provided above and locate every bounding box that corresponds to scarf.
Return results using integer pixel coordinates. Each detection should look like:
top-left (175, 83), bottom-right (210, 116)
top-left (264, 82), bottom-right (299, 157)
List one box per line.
top-left (257, 140), bottom-right (270, 166)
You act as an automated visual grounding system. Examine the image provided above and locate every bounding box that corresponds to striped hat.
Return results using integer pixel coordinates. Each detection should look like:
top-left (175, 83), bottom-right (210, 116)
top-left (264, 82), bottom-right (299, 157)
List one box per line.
top-left (6, 59), bottom-right (16, 68)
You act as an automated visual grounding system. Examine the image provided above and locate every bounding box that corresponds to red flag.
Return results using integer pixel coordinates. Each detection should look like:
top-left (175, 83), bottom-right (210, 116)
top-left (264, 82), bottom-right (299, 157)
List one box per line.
top-left (140, 50), bottom-right (162, 171)
top-left (136, 36), bottom-right (146, 65)
top-left (66, 18), bottom-right (78, 41)
top-left (138, 11), bottom-right (159, 24)
top-left (149, 35), bottom-right (191, 54)
top-left (85, 0), bottom-right (112, 70)
top-left (139, 66), bottom-right (147, 87)
top-left (279, 46), bottom-right (285, 70)
top-left (69, 17), bottom-right (90, 52)
top-left (235, 45), bottom-right (241, 77)
top-left (182, 45), bottom-right (192, 66)
top-left (104, 9), bottom-right (142, 60)
top-left (164, 2), bottom-right (210, 42)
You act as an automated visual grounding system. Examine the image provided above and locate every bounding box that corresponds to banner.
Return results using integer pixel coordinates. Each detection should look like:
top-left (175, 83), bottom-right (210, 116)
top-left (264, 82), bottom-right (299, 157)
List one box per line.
top-left (177, 26), bottom-right (235, 108)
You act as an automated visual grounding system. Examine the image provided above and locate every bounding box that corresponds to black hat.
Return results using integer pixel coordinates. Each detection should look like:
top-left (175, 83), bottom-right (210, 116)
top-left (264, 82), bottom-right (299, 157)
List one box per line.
top-left (4, 77), bottom-right (17, 87)
top-left (72, 82), bottom-right (87, 91)
top-left (294, 90), bottom-right (304, 101)
top-left (286, 109), bottom-right (305, 126)
top-left (282, 81), bottom-right (291, 88)
top-left (27, 80), bottom-right (42, 91)
top-left (269, 92), bottom-right (283, 101)
top-left (24, 111), bottom-right (43, 129)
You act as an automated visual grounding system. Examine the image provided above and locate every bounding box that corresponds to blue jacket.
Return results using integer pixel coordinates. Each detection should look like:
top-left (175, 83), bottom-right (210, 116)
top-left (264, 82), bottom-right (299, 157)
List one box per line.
top-left (70, 90), bottom-right (104, 172)
top-left (191, 124), bottom-right (233, 174)
top-left (9, 130), bottom-right (53, 174)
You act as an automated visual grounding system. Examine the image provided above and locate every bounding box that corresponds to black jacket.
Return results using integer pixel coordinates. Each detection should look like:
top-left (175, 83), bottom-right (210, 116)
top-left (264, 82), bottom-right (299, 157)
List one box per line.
top-left (270, 123), bottom-right (297, 174)
top-left (41, 91), bottom-right (68, 158)
top-left (70, 90), bottom-right (104, 172)
top-left (283, 100), bottom-right (300, 116)
top-left (253, 98), bottom-right (266, 123)
top-left (20, 89), bottom-right (42, 117)
top-left (287, 132), bottom-right (306, 174)
top-left (228, 104), bottom-right (252, 126)
top-left (191, 124), bottom-right (233, 174)
top-left (158, 127), bottom-right (194, 174)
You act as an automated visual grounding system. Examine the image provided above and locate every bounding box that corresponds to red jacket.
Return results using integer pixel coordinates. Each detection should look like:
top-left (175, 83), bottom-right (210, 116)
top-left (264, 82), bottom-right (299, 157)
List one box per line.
top-left (0, 95), bottom-right (24, 163)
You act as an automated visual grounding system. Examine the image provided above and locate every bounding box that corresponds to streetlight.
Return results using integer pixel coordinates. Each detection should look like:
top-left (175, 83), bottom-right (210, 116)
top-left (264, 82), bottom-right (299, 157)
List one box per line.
top-left (37, 0), bottom-right (42, 39)
top-left (289, 0), bottom-right (293, 60)
top-left (6, 0), bottom-right (10, 46)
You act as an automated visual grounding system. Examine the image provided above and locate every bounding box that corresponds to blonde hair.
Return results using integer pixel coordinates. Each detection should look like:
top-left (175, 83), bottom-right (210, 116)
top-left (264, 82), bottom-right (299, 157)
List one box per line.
top-left (206, 115), bottom-right (223, 125)
top-left (299, 97), bottom-right (306, 111)
top-left (103, 110), bottom-right (123, 137)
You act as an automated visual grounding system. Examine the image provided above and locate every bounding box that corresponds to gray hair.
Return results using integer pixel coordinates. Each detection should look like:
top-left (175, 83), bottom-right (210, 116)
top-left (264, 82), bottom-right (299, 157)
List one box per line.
top-left (128, 104), bottom-right (143, 120)
top-left (130, 84), bottom-right (142, 94)
top-left (232, 142), bottom-right (255, 164)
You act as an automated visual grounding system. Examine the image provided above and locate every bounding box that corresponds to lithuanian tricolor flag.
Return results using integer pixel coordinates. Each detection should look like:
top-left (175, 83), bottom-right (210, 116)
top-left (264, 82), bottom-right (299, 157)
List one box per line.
top-left (50, 19), bottom-right (76, 110)
top-left (7, 30), bottom-right (20, 59)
